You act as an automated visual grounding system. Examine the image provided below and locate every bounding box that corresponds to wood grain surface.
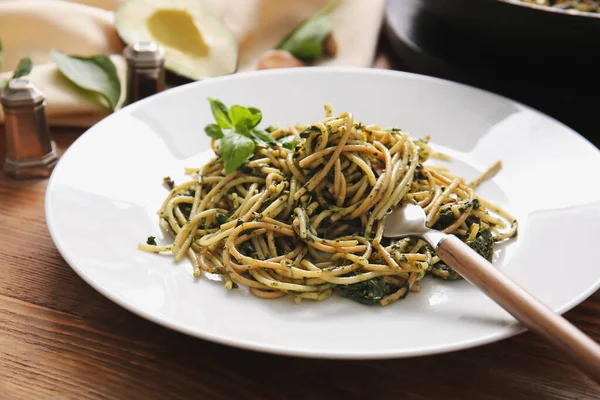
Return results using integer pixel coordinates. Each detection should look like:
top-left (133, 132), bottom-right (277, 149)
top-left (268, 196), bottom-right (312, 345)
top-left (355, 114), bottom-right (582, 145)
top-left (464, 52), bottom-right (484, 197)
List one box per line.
top-left (1, 42), bottom-right (600, 399)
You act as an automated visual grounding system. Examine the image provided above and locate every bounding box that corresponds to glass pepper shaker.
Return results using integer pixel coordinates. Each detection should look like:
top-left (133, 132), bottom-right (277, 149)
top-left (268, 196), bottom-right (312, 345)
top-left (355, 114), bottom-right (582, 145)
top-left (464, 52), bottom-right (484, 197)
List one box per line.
top-left (123, 41), bottom-right (166, 105)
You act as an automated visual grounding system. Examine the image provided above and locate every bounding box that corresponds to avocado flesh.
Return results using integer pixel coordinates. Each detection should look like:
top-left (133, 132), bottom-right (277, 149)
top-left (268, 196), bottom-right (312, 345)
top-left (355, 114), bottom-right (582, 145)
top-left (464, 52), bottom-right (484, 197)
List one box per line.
top-left (116, 0), bottom-right (238, 80)
top-left (147, 9), bottom-right (208, 58)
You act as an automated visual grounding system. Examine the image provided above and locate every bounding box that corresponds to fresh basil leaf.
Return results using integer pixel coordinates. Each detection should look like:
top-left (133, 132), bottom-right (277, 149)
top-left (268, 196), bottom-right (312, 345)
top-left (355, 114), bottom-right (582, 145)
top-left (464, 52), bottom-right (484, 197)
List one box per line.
top-left (51, 49), bottom-right (121, 110)
top-left (12, 57), bottom-right (33, 79)
top-left (208, 98), bottom-right (233, 129)
top-left (277, 134), bottom-right (301, 150)
top-left (204, 124), bottom-right (224, 139)
top-left (247, 107), bottom-right (263, 128)
top-left (229, 105), bottom-right (263, 133)
top-left (276, 0), bottom-right (339, 62)
top-left (284, 39), bottom-right (324, 61)
top-left (220, 133), bottom-right (255, 173)
top-left (228, 105), bottom-right (252, 134)
top-left (250, 129), bottom-right (275, 146)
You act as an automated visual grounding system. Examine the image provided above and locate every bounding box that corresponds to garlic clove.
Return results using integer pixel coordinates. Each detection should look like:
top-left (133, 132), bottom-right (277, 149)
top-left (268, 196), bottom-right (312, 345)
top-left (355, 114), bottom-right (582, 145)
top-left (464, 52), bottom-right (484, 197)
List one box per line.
top-left (257, 50), bottom-right (305, 70)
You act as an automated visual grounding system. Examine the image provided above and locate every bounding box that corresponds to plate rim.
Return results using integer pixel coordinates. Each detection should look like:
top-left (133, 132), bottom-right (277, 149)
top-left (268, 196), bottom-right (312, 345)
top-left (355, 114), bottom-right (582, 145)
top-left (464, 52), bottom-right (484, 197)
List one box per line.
top-left (45, 66), bottom-right (600, 359)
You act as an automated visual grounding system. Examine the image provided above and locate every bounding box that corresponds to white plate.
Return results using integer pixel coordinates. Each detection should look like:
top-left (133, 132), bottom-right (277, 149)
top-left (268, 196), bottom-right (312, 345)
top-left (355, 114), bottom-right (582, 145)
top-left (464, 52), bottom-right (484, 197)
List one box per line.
top-left (46, 68), bottom-right (600, 359)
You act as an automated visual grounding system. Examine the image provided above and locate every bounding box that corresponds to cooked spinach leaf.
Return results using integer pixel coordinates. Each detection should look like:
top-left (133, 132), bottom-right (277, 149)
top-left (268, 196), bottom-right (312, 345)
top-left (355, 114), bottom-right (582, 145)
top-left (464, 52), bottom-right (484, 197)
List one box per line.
top-left (335, 276), bottom-right (395, 305)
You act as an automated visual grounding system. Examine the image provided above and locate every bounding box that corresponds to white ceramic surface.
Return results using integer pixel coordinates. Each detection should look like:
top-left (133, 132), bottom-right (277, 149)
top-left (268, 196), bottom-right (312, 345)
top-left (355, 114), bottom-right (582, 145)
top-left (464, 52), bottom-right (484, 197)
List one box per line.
top-left (45, 68), bottom-right (600, 359)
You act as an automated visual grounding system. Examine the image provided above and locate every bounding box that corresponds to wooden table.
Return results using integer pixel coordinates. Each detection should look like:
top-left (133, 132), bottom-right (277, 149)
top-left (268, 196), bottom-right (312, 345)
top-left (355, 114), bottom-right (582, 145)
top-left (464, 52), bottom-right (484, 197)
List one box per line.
top-left (2, 41), bottom-right (600, 399)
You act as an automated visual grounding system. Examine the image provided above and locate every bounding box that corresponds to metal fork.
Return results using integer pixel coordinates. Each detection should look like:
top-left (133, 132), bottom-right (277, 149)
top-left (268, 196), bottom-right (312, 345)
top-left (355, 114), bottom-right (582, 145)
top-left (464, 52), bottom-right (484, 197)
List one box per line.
top-left (384, 203), bottom-right (600, 382)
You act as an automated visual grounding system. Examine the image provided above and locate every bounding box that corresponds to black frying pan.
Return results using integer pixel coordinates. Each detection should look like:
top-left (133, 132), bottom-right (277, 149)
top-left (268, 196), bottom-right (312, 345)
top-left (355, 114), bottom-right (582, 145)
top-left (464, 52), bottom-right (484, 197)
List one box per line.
top-left (419, 0), bottom-right (600, 58)
top-left (385, 0), bottom-right (600, 146)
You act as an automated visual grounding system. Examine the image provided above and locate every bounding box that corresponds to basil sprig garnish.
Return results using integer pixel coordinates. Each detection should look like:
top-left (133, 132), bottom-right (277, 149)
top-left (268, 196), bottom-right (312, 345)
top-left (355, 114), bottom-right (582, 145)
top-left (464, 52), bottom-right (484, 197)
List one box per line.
top-left (276, 0), bottom-right (339, 62)
top-left (205, 98), bottom-right (276, 173)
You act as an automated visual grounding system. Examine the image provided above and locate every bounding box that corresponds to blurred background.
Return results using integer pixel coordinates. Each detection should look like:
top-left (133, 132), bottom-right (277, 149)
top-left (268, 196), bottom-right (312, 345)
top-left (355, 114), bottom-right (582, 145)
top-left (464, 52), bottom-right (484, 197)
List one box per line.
top-left (0, 0), bottom-right (598, 146)
top-left (386, 0), bottom-right (600, 148)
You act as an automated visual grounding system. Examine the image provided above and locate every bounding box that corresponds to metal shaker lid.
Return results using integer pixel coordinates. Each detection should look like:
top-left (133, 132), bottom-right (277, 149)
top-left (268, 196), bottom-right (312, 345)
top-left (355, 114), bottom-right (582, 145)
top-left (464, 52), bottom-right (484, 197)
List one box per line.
top-left (0, 78), bottom-right (45, 107)
top-left (124, 41), bottom-right (166, 68)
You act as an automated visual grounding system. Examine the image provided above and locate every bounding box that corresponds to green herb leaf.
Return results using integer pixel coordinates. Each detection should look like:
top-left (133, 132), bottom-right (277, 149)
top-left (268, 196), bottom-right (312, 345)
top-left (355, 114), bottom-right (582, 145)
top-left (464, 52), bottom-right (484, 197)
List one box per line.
top-left (228, 105), bottom-right (264, 134)
top-left (276, 0), bottom-right (339, 62)
top-left (431, 262), bottom-right (461, 280)
top-left (51, 49), bottom-right (121, 110)
top-left (220, 132), bottom-right (255, 173)
top-left (468, 228), bottom-right (494, 262)
top-left (204, 123), bottom-right (224, 139)
top-left (432, 206), bottom-right (455, 231)
top-left (249, 129), bottom-right (275, 146)
top-left (12, 57), bottom-right (33, 79)
top-left (277, 134), bottom-right (301, 150)
top-left (162, 176), bottom-right (175, 190)
top-left (335, 276), bottom-right (396, 305)
top-left (247, 107), bottom-right (263, 128)
top-left (228, 105), bottom-right (252, 134)
top-left (146, 236), bottom-right (157, 246)
top-left (215, 213), bottom-right (228, 225)
top-left (178, 203), bottom-right (192, 219)
top-left (208, 97), bottom-right (233, 129)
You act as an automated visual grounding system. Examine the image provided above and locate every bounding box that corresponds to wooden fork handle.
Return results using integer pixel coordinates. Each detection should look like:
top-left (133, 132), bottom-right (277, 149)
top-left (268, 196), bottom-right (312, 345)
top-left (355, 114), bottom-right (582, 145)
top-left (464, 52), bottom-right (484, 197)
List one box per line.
top-left (437, 235), bottom-right (600, 382)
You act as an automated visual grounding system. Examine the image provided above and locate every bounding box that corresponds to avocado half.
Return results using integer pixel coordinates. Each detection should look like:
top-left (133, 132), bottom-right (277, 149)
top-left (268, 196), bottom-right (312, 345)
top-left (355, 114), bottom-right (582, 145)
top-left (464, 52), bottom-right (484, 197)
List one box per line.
top-left (115, 0), bottom-right (238, 80)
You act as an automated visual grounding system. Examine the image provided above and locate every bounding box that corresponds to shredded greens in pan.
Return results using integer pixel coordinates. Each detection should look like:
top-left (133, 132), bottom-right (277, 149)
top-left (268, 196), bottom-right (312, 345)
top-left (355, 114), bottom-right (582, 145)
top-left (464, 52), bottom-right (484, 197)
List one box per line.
top-left (520, 0), bottom-right (600, 13)
top-left (139, 101), bottom-right (517, 307)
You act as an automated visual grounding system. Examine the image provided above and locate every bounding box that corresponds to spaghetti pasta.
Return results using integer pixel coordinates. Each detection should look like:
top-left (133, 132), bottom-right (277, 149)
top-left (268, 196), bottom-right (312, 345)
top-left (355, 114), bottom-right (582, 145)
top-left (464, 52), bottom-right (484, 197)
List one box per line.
top-left (139, 105), bottom-right (518, 306)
